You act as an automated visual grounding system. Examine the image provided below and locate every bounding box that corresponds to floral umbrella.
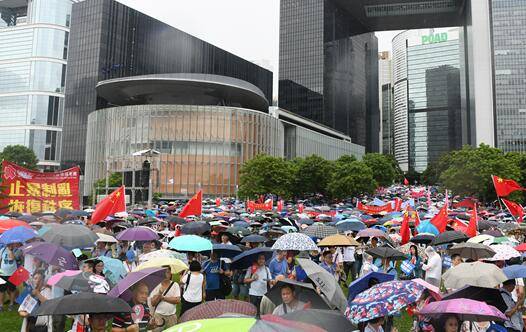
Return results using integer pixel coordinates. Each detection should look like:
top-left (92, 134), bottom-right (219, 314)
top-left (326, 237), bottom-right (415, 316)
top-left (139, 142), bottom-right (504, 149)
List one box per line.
top-left (487, 244), bottom-right (521, 261)
top-left (345, 280), bottom-right (425, 324)
top-left (272, 233), bottom-right (318, 251)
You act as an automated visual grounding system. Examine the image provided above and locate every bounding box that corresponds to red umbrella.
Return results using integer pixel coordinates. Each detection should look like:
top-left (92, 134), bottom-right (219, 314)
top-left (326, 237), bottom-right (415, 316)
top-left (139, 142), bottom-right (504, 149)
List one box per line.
top-left (179, 299), bottom-right (257, 323)
top-left (0, 219), bottom-right (30, 233)
top-left (515, 243), bottom-right (526, 252)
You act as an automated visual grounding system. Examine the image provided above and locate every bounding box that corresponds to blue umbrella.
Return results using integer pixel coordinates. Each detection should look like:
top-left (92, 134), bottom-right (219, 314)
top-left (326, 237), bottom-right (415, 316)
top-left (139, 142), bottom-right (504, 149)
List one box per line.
top-left (0, 226), bottom-right (37, 245)
top-left (168, 235), bottom-right (212, 252)
top-left (233, 221), bottom-right (250, 228)
top-left (202, 244), bottom-right (242, 259)
top-left (240, 234), bottom-right (267, 243)
top-left (347, 271), bottom-right (395, 303)
top-left (417, 221), bottom-right (439, 235)
top-left (503, 265), bottom-right (526, 279)
top-left (97, 256), bottom-right (127, 284)
top-left (336, 220), bottom-right (366, 232)
top-left (230, 247), bottom-right (274, 270)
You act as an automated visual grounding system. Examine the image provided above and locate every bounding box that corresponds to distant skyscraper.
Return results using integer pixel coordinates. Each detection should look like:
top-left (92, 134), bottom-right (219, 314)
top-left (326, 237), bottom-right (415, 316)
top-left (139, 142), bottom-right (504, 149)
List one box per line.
top-left (278, 0), bottom-right (378, 152)
top-left (0, 0), bottom-right (74, 169)
top-left (490, 0), bottom-right (526, 153)
top-left (378, 51), bottom-right (393, 155)
top-left (393, 28), bottom-right (462, 172)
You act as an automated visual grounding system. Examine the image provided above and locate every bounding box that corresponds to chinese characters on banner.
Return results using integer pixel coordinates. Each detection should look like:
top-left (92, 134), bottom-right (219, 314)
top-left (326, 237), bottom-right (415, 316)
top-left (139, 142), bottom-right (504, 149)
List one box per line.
top-left (1, 161), bottom-right (80, 213)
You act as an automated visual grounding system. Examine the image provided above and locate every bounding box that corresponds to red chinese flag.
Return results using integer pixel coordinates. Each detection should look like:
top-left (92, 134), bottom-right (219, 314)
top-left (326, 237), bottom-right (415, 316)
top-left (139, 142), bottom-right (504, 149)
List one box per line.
top-left (502, 198), bottom-right (524, 223)
top-left (91, 186), bottom-right (126, 224)
top-left (277, 200), bottom-right (283, 212)
top-left (298, 203), bottom-right (304, 214)
top-left (430, 206), bottom-right (448, 233)
top-left (8, 266), bottom-right (30, 286)
top-left (466, 205), bottom-right (478, 237)
top-left (413, 210), bottom-right (421, 228)
top-left (492, 175), bottom-right (524, 197)
top-left (215, 197), bottom-right (221, 207)
top-left (403, 178), bottom-right (409, 186)
top-left (179, 190), bottom-right (202, 218)
top-left (400, 212), bottom-right (411, 245)
top-left (453, 198), bottom-right (476, 209)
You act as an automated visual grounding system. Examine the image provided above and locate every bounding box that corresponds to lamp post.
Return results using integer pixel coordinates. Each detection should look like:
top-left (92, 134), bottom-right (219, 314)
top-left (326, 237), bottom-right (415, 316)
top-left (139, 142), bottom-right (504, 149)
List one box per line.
top-left (132, 149), bottom-right (160, 208)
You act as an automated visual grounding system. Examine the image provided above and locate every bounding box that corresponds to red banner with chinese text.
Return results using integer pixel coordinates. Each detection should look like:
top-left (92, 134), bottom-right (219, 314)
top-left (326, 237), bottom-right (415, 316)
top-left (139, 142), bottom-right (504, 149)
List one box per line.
top-left (356, 201), bottom-right (394, 214)
top-left (1, 161), bottom-right (80, 213)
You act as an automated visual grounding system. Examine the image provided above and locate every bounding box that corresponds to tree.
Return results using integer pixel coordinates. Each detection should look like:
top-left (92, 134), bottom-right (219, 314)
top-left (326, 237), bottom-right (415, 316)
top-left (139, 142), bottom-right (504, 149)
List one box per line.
top-left (363, 153), bottom-right (397, 187)
top-left (238, 154), bottom-right (294, 199)
top-left (327, 161), bottom-right (377, 199)
top-left (384, 154), bottom-right (403, 181)
top-left (93, 172), bottom-right (123, 195)
top-left (291, 155), bottom-right (334, 197)
top-left (0, 145), bottom-right (38, 170)
top-left (439, 144), bottom-right (522, 202)
top-left (421, 152), bottom-right (453, 185)
top-left (335, 154), bottom-right (357, 166)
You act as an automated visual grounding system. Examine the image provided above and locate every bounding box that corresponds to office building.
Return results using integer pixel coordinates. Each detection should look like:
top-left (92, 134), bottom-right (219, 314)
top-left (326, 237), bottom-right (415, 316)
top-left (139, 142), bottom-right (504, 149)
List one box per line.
top-left (278, 0), bottom-right (380, 152)
top-left (379, 51), bottom-right (394, 155)
top-left (0, 0), bottom-right (75, 169)
top-left (491, 0), bottom-right (526, 153)
top-left (62, 0), bottom-right (273, 170)
top-left (393, 28), bottom-right (462, 172)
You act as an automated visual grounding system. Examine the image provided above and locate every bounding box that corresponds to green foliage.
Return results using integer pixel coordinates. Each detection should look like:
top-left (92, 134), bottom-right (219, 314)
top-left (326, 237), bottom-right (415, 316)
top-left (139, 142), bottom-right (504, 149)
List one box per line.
top-left (405, 169), bottom-right (422, 184)
top-left (327, 160), bottom-right (377, 199)
top-left (335, 154), bottom-right (357, 165)
top-left (93, 172), bottom-right (123, 195)
top-left (438, 144), bottom-right (522, 202)
top-left (238, 154), bottom-right (294, 199)
top-left (363, 153), bottom-right (397, 186)
top-left (384, 154), bottom-right (403, 181)
top-left (0, 145), bottom-right (38, 170)
top-left (291, 155), bottom-right (334, 197)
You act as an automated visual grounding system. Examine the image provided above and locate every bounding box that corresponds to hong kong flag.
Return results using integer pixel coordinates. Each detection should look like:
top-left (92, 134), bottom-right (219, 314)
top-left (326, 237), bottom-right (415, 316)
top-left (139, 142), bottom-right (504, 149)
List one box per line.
top-left (179, 190), bottom-right (202, 218)
top-left (492, 175), bottom-right (524, 197)
top-left (502, 198), bottom-right (524, 223)
top-left (91, 186), bottom-right (126, 224)
top-left (8, 266), bottom-right (30, 286)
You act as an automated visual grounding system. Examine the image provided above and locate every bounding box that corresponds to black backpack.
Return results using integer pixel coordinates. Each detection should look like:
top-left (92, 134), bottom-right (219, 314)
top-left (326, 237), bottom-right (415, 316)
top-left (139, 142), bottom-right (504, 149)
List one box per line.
top-left (219, 260), bottom-right (232, 296)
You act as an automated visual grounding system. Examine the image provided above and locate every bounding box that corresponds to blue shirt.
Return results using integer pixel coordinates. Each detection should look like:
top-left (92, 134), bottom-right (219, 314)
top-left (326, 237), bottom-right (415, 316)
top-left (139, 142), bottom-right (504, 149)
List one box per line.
top-left (319, 261), bottom-right (337, 277)
top-left (1, 247), bottom-right (18, 276)
top-left (268, 257), bottom-right (287, 279)
top-left (203, 260), bottom-right (221, 290)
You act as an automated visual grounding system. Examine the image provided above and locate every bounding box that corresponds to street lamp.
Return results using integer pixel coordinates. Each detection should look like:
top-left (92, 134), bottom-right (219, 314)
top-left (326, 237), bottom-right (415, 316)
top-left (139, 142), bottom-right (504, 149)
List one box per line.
top-left (132, 149), bottom-right (160, 207)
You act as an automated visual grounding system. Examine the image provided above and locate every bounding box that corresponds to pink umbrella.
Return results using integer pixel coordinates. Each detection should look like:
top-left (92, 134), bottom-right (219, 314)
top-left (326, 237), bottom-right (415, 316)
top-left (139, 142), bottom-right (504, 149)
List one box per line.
top-left (47, 270), bottom-right (81, 286)
top-left (412, 278), bottom-right (441, 300)
top-left (419, 298), bottom-right (507, 322)
top-left (356, 228), bottom-right (387, 239)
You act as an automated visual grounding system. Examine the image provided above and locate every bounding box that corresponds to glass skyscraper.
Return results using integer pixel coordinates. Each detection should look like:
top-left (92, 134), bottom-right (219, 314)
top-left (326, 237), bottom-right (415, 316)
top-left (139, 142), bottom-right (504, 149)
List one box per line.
top-left (393, 28), bottom-right (462, 172)
top-left (278, 0), bottom-right (379, 152)
top-left (0, 0), bottom-right (74, 168)
top-left (491, 0), bottom-right (526, 152)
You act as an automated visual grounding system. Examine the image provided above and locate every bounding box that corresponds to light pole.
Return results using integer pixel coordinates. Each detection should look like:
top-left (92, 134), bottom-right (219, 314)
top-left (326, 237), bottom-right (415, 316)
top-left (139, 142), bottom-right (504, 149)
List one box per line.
top-left (132, 149), bottom-right (160, 208)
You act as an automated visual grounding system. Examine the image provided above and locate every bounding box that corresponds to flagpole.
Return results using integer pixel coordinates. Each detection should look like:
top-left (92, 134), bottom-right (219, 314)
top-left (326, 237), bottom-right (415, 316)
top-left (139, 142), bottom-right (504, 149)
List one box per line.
top-left (501, 198), bottom-right (519, 223)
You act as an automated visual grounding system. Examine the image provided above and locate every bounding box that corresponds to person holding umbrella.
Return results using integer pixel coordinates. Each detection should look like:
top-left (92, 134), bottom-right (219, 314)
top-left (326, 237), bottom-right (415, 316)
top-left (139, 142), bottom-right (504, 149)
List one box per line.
top-left (18, 270), bottom-right (51, 332)
top-left (112, 282), bottom-right (153, 332)
top-left (0, 242), bottom-right (22, 311)
top-left (180, 261), bottom-right (205, 315)
top-left (500, 279), bottom-right (525, 332)
top-left (202, 252), bottom-right (230, 301)
top-left (148, 266), bottom-right (180, 332)
top-left (244, 253), bottom-right (271, 315)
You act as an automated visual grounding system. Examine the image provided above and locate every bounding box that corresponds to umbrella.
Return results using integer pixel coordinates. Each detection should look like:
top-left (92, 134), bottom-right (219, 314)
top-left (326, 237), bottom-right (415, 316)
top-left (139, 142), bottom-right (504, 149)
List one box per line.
top-left (95, 233), bottom-right (118, 244)
top-left (335, 220), bottom-right (366, 232)
top-left (302, 224), bottom-right (338, 238)
top-left (232, 220), bottom-right (250, 228)
top-left (56, 272), bottom-right (110, 293)
top-left (467, 234), bottom-right (494, 244)
top-left (271, 233), bottom-right (318, 251)
top-left (134, 257), bottom-right (188, 274)
top-left (410, 233), bottom-right (435, 244)
top-left (365, 246), bottom-right (406, 260)
top-left (487, 244), bottom-right (521, 261)
top-left (266, 279), bottom-right (331, 310)
top-left (443, 261), bottom-right (508, 289)
top-left (181, 221), bottom-right (211, 235)
top-left (0, 219), bottom-right (30, 233)
top-left (482, 229), bottom-right (503, 237)
top-left (430, 230), bottom-right (468, 246)
top-left (398, 243), bottom-right (425, 256)
top-left (41, 224), bottom-right (98, 249)
top-left (226, 226), bottom-right (251, 237)
top-left (345, 280), bottom-right (425, 324)
top-left (419, 298), bottom-right (507, 322)
top-left (317, 234), bottom-right (359, 247)
top-left (96, 256), bottom-right (127, 284)
top-left (168, 235), bottom-right (213, 252)
top-left (165, 317), bottom-right (324, 332)
top-left (230, 247), bottom-right (274, 270)
top-left (296, 258), bottom-right (347, 312)
top-left (108, 267), bottom-right (166, 301)
top-left (411, 278), bottom-right (441, 300)
top-left (22, 242), bottom-right (78, 270)
top-left (202, 244), bottom-right (242, 259)
top-left (515, 243), bottom-right (526, 252)
top-left (179, 299), bottom-right (257, 322)
top-left (116, 226), bottom-right (159, 241)
top-left (167, 216), bottom-right (186, 225)
top-left (447, 242), bottom-right (496, 260)
top-left (37, 292), bottom-right (131, 316)
top-left (442, 285), bottom-right (507, 313)
top-left (240, 234), bottom-right (267, 243)
top-left (280, 309), bottom-right (355, 332)
top-left (138, 249), bottom-right (187, 264)
top-left (490, 236), bottom-right (518, 245)
top-left (355, 228), bottom-right (387, 239)
top-left (347, 272), bottom-right (395, 302)
top-left (416, 222), bottom-right (439, 235)
top-left (0, 226), bottom-right (37, 244)
top-left (47, 270), bottom-right (81, 286)
top-left (477, 219), bottom-right (499, 231)
top-left (503, 265), bottom-right (526, 279)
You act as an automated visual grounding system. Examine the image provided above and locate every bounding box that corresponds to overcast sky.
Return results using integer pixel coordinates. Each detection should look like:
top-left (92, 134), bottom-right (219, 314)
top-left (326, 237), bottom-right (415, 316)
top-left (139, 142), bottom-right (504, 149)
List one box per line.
top-left (117, 0), bottom-right (401, 99)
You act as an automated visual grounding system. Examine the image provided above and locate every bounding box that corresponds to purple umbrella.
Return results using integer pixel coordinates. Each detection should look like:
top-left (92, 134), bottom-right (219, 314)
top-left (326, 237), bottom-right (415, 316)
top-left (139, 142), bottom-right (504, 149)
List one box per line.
top-left (108, 267), bottom-right (166, 301)
top-left (116, 226), bottom-right (159, 241)
top-left (22, 242), bottom-right (78, 270)
top-left (419, 298), bottom-right (507, 322)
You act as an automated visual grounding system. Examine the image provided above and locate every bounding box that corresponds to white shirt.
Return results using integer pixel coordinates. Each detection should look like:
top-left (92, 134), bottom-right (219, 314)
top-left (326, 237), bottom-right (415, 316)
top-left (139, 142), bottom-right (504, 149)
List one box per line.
top-left (181, 272), bottom-right (204, 303)
top-left (343, 247), bottom-right (356, 262)
top-left (149, 281), bottom-right (180, 316)
top-left (245, 266), bottom-right (271, 296)
top-left (422, 253), bottom-right (442, 280)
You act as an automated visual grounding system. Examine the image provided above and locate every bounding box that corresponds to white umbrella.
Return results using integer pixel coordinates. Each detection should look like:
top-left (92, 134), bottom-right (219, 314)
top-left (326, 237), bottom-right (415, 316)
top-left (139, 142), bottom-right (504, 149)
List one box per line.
top-left (95, 233), bottom-right (118, 244)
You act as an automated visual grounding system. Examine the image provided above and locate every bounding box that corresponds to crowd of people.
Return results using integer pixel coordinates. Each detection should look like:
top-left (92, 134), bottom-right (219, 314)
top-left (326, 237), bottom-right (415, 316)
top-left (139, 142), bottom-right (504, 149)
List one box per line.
top-left (0, 184), bottom-right (525, 332)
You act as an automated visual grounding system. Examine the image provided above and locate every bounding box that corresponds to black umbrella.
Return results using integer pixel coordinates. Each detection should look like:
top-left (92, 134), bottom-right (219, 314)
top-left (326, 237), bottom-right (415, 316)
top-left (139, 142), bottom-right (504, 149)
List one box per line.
top-left (265, 279), bottom-right (330, 310)
top-left (56, 271), bottom-right (110, 293)
top-left (167, 216), bottom-right (186, 225)
top-left (202, 244), bottom-right (242, 259)
top-left (240, 234), bottom-right (267, 243)
top-left (280, 309), bottom-right (356, 332)
top-left (42, 224), bottom-right (99, 249)
top-left (230, 247), bottom-right (274, 269)
top-left (447, 242), bottom-right (496, 260)
top-left (431, 230), bottom-right (468, 246)
top-left (477, 220), bottom-right (499, 231)
top-left (55, 208), bottom-right (73, 218)
top-left (482, 229), bottom-right (503, 237)
top-left (36, 292), bottom-right (131, 315)
top-left (181, 221), bottom-right (211, 235)
top-left (410, 234), bottom-right (435, 244)
top-left (226, 226), bottom-right (251, 238)
top-left (442, 285), bottom-right (507, 313)
top-left (365, 246), bottom-right (406, 260)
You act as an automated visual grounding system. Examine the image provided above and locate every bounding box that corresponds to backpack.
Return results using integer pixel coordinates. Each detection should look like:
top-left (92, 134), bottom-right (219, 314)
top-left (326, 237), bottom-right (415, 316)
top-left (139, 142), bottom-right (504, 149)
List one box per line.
top-left (219, 261), bottom-right (232, 296)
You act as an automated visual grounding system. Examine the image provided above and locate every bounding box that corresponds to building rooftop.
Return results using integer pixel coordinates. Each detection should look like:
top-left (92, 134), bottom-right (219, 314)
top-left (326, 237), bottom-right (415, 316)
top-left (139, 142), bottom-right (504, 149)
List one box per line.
top-left (96, 73), bottom-right (269, 112)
